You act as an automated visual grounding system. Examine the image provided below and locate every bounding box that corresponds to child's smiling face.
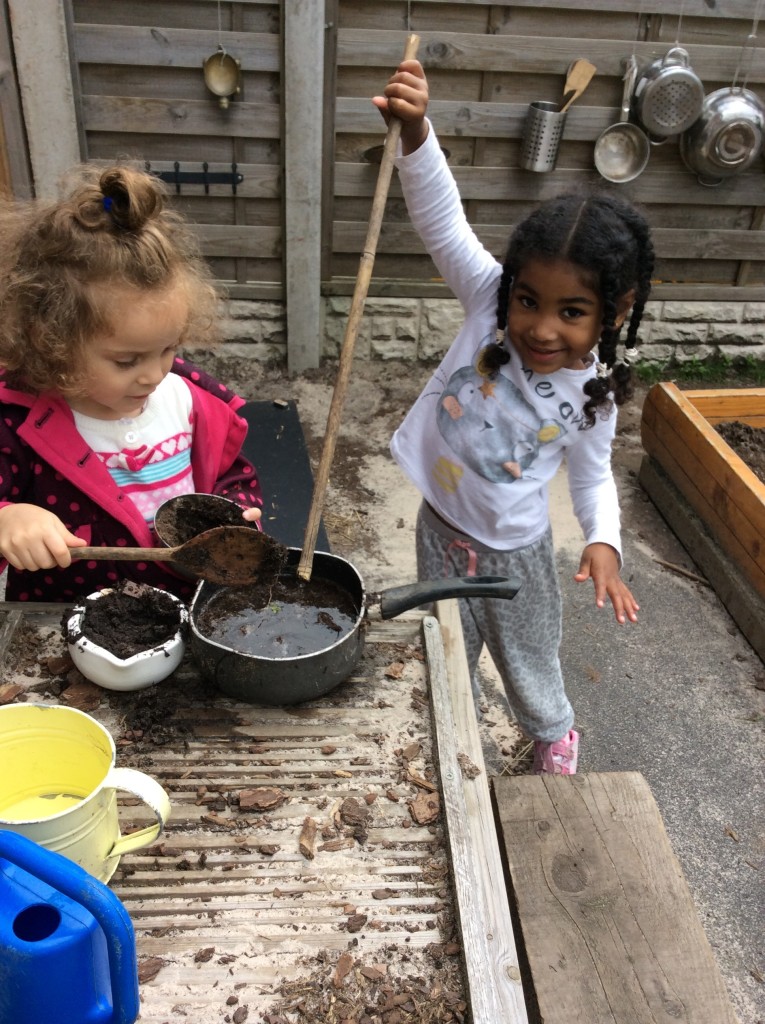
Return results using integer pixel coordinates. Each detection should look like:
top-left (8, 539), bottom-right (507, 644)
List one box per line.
top-left (70, 282), bottom-right (189, 420)
top-left (508, 257), bottom-right (618, 376)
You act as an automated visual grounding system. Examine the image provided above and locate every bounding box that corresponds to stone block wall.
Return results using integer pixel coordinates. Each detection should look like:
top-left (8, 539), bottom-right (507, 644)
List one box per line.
top-left (215, 297), bottom-right (765, 367)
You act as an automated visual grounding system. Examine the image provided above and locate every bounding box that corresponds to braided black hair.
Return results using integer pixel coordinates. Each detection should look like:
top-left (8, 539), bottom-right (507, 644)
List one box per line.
top-left (494, 189), bottom-right (654, 426)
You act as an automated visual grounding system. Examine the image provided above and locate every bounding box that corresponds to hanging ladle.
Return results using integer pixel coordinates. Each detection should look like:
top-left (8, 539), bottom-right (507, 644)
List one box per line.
top-left (72, 526), bottom-right (286, 586)
top-left (594, 55), bottom-right (650, 183)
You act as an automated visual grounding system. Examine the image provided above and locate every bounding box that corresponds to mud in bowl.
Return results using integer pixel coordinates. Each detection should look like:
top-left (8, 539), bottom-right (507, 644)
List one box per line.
top-left (0, 703), bottom-right (171, 882)
top-left (193, 575), bottom-right (359, 660)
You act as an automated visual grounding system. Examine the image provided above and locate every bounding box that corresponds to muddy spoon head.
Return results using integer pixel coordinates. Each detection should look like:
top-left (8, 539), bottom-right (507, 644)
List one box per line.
top-left (172, 526), bottom-right (288, 586)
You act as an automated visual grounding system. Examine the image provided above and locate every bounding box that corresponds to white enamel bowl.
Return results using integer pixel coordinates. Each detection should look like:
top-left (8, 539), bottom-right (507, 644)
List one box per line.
top-left (66, 588), bottom-right (188, 691)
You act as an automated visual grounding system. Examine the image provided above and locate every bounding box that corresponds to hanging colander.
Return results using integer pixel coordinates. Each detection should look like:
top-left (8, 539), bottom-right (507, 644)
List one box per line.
top-left (632, 46), bottom-right (704, 138)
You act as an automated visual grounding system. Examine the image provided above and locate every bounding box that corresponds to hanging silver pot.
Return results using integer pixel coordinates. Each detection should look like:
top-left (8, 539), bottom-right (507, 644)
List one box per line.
top-left (632, 46), bottom-right (705, 138)
top-left (679, 86), bottom-right (765, 187)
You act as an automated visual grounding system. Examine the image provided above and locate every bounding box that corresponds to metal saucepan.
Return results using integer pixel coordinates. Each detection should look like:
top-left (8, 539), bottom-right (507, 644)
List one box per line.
top-left (594, 55), bottom-right (650, 183)
top-left (188, 548), bottom-right (521, 705)
top-left (679, 86), bottom-right (765, 186)
top-left (632, 46), bottom-right (704, 139)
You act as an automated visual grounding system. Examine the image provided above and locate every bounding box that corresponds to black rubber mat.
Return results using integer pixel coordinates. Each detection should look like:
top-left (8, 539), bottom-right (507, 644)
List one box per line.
top-left (239, 399), bottom-right (330, 551)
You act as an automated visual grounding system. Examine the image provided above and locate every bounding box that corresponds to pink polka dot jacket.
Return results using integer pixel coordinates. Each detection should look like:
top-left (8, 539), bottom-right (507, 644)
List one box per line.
top-left (0, 357), bottom-right (262, 602)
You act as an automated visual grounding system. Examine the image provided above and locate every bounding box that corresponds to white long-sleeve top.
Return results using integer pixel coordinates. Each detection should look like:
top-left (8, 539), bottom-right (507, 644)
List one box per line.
top-left (390, 122), bottom-right (623, 557)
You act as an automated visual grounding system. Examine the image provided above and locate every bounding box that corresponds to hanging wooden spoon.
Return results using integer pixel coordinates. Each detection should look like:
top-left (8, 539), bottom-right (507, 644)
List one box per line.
top-left (560, 58), bottom-right (597, 113)
top-left (72, 526), bottom-right (287, 586)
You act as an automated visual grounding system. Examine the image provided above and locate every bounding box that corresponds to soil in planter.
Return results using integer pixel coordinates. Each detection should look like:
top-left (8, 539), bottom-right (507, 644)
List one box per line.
top-left (68, 581), bottom-right (183, 660)
top-left (716, 421), bottom-right (765, 486)
top-left (194, 576), bottom-right (359, 659)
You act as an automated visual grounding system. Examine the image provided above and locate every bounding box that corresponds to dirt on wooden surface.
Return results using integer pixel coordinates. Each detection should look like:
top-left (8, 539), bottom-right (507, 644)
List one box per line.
top-left (715, 420), bottom-right (765, 485)
top-left (0, 607), bottom-right (472, 1024)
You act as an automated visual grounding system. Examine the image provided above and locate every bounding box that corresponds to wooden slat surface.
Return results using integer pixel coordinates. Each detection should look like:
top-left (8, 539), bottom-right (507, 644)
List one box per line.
top-left (493, 772), bottom-right (739, 1024)
top-left (0, 610), bottom-right (468, 1021)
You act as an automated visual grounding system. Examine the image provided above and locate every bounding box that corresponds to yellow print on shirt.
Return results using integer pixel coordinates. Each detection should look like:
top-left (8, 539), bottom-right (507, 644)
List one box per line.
top-left (433, 457), bottom-right (464, 494)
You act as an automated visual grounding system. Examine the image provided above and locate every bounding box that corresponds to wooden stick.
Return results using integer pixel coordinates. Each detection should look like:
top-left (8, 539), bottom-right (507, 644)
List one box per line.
top-left (653, 558), bottom-right (712, 587)
top-left (297, 33), bottom-right (420, 581)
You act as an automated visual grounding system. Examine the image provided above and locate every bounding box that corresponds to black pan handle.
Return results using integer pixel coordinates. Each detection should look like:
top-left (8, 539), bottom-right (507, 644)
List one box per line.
top-left (379, 575), bottom-right (522, 620)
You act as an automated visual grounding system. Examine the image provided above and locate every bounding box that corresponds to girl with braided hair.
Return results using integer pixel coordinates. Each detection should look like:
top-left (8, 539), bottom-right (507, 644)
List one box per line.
top-left (0, 163), bottom-right (262, 602)
top-left (374, 61), bottom-right (654, 774)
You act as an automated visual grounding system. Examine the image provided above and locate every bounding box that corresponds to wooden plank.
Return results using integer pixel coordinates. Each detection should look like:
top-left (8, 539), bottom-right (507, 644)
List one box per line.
top-left (640, 418), bottom-right (765, 600)
top-left (424, 606), bottom-right (528, 1023)
top-left (353, 0), bottom-right (756, 16)
top-left (333, 160), bottom-right (765, 207)
top-left (322, 280), bottom-right (765, 302)
top-left (283, 0), bottom-right (325, 372)
top-left (336, 30), bottom-right (765, 81)
top-left (0, 2), bottom-right (32, 198)
top-left (0, 608), bottom-right (23, 664)
top-left (331, 220), bottom-right (765, 261)
top-left (80, 94), bottom-right (280, 138)
top-left (8, 0), bottom-right (81, 196)
top-left (193, 223), bottom-right (281, 258)
top-left (493, 772), bottom-right (739, 1024)
top-left (639, 456), bottom-right (765, 662)
top-left (684, 388), bottom-right (765, 427)
top-left (74, 24), bottom-right (280, 71)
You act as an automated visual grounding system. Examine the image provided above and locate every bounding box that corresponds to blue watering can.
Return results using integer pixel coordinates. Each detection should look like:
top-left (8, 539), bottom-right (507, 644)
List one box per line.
top-left (0, 829), bottom-right (139, 1024)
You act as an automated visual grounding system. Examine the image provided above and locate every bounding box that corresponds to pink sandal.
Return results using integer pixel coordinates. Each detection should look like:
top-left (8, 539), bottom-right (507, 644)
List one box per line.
top-left (533, 729), bottom-right (579, 775)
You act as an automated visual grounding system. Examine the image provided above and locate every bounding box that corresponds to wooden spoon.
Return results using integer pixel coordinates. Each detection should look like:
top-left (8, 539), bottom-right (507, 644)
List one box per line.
top-left (73, 526), bottom-right (287, 586)
top-left (560, 58), bottom-right (597, 113)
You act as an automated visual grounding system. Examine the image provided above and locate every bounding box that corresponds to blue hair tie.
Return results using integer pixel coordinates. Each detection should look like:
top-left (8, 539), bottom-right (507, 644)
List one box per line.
top-left (102, 196), bottom-right (113, 212)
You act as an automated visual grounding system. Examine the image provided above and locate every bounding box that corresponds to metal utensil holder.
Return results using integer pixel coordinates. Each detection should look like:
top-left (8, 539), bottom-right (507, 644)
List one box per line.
top-left (520, 101), bottom-right (567, 172)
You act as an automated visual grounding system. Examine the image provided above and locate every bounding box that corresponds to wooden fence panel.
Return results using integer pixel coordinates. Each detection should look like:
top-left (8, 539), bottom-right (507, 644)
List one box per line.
top-left (69, 0), bottom-right (283, 296)
top-left (329, 0), bottom-right (765, 299)
top-left (64, 1), bottom-right (765, 301)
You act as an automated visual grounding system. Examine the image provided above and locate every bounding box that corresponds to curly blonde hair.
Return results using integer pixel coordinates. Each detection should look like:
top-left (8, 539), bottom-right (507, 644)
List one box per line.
top-left (0, 163), bottom-right (221, 396)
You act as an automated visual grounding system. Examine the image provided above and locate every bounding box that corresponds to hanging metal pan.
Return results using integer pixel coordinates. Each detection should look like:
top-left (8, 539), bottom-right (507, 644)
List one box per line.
top-left (594, 56), bottom-right (650, 183)
top-left (679, 86), bottom-right (765, 186)
top-left (632, 46), bottom-right (704, 138)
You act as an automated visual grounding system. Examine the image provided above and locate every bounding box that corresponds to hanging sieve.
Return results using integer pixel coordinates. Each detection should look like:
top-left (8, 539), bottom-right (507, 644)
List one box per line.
top-left (519, 101), bottom-right (567, 173)
top-left (679, 4), bottom-right (765, 186)
top-left (632, 46), bottom-right (704, 138)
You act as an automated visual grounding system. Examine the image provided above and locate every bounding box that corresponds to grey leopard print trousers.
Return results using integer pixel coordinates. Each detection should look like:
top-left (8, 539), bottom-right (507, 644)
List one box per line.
top-left (417, 502), bottom-right (574, 743)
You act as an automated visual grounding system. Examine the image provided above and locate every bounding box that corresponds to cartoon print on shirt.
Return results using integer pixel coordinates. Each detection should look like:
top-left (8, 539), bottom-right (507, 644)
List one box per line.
top-left (432, 341), bottom-right (566, 484)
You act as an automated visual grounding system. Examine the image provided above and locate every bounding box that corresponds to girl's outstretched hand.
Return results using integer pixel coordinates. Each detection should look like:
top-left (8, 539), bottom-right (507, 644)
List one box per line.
top-left (372, 59), bottom-right (430, 155)
top-left (0, 503), bottom-right (87, 571)
top-left (575, 542), bottom-right (640, 624)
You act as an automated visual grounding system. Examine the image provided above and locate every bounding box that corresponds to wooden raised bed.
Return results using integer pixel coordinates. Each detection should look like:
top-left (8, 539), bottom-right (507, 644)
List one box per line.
top-left (640, 382), bottom-right (765, 659)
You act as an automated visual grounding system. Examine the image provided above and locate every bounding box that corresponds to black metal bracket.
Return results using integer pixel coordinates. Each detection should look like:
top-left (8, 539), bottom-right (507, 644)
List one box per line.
top-left (145, 161), bottom-right (243, 195)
